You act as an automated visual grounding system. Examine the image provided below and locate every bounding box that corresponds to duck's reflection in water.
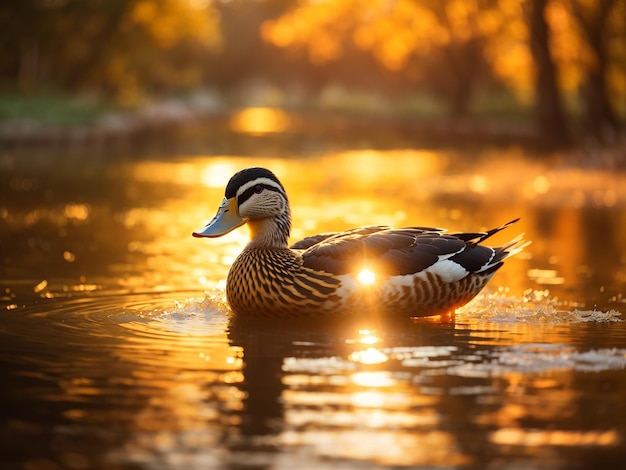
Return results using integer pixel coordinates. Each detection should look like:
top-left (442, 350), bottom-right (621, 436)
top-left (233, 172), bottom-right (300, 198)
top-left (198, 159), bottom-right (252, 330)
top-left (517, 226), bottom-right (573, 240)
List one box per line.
top-left (228, 314), bottom-right (478, 467)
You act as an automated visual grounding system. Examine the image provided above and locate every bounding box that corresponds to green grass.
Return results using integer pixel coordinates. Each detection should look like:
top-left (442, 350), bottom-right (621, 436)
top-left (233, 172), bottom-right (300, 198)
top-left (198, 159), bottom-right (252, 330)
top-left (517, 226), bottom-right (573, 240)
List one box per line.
top-left (0, 93), bottom-right (107, 126)
top-left (469, 88), bottom-right (535, 122)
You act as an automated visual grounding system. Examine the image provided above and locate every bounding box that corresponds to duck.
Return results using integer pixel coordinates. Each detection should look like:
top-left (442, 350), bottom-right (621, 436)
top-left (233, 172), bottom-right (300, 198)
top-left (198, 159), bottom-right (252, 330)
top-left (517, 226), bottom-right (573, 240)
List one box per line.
top-left (193, 167), bottom-right (527, 318)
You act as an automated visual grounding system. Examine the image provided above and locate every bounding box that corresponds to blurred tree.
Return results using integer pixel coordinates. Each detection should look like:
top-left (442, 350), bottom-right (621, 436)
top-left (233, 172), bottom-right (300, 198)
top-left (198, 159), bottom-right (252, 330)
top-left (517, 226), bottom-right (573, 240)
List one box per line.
top-left (482, 0), bottom-right (624, 144)
top-left (261, 0), bottom-right (624, 143)
top-left (261, 0), bottom-right (495, 117)
top-left (422, 1), bottom-right (489, 116)
top-left (207, 0), bottom-right (299, 92)
top-left (0, 0), bottom-right (221, 103)
top-left (568, 0), bottom-right (622, 141)
top-left (526, 0), bottom-right (571, 144)
top-left (1, 0), bottom-right (623, 144)
top-left (63, 0), bottom-right (137, 92)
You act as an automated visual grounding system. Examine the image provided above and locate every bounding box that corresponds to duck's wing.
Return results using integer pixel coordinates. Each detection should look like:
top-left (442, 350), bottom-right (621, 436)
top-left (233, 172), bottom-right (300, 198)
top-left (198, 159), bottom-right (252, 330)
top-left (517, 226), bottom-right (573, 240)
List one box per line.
top-left (301, 220), bottom-right (522, 281)
top-left (290, 232), bottom-right (339, 250)
top-left (301, 226), bottom-right (451, 276)
top-left (290, 226), bottom-right (392, 250)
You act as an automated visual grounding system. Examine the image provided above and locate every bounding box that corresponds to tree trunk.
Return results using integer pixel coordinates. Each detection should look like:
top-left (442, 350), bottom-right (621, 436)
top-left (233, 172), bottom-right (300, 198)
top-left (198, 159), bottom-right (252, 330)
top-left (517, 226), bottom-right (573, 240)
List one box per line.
top-left (526, 0), bottom-right (570, 146)
top-left (571, 0), bottom-right (620, 142)
top-left (444, 40), bottom-right (483, 118)
top-left (64, 0), bottom-right (135, 91)
top-left (432, 3), bottom-right (482, 118)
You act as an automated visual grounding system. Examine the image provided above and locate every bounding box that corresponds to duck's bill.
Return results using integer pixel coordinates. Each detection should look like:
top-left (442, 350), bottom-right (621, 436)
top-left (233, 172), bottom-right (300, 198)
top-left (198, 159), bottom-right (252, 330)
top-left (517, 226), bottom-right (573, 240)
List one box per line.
top-left (192, 197), bottom-right (247, 238)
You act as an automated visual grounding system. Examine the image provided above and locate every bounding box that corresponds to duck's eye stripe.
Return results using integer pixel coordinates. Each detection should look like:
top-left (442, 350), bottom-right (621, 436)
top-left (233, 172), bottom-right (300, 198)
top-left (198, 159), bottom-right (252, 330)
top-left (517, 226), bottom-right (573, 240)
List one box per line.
top-left (238, 184), bottom-right (283, 205)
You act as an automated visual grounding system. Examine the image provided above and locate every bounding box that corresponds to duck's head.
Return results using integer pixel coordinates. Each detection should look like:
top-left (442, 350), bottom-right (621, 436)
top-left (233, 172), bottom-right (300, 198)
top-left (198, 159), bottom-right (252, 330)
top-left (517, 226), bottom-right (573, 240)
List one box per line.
top-left (193, 167), bottom-right (291, 246)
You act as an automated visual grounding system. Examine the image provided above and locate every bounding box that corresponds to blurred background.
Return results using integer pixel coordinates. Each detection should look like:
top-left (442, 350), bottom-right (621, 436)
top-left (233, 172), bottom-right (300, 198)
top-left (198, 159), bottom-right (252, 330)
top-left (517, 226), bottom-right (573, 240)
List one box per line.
top-left (0, 0), bottom-right (624, 151)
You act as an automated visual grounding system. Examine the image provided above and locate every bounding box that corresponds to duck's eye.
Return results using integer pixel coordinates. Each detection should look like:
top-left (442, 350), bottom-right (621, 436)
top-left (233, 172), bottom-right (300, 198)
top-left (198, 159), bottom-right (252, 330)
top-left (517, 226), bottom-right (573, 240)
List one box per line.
top-left (253, 184), bottom-right (263, 194)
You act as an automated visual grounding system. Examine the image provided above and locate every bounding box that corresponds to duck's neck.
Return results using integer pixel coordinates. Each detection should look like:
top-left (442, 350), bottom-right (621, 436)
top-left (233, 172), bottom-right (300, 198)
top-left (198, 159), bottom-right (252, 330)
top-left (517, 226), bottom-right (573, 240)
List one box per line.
top-left (246, 211), bottom-right (291, 249)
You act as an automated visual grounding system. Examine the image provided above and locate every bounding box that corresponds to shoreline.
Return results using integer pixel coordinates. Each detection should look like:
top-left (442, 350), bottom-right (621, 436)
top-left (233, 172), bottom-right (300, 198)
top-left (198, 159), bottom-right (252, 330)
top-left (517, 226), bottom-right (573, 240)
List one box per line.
top-left (0, 102), bottom-right (624, 170)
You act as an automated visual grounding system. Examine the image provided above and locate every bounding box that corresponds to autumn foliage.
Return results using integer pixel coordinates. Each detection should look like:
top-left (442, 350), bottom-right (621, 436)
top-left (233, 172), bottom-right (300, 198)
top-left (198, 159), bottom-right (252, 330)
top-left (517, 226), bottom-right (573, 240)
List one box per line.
top-left (262, 0), bottom-right (624, 142)
top-left (0, 0), bottom-right (624, 143)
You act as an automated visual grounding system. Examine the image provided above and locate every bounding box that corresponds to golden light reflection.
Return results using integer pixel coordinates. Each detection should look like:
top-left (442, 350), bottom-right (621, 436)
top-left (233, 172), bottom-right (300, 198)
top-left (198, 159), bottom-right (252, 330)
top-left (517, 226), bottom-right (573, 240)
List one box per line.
top-left (469, 174), bottom-right (490, 194)
top-left (533, 175), bottom-right (551, 194)
top-left (199, 161), bottom-right (237, 188)
top-left (347, 329), bottom-right (388, 364)
top-left (490, 428), bottom-right (619, 447)
top-left (63, 203), bottom-right (90, 221)
top-left (57, 306), bottom-right (243, 459)
top-left (351, 391), bottom-right (388, 408)
top-left (327, 149), bottom-right (445, 189)
top-left (357, 329), bottom-right (380, 345)
top-left (352, 371), bottom-right (394, 388)
top-left (280, 428), bottom-right (467, 467)
top-left (348, 347), bottom-right (389, 364)
top-left (527, 268), bottom-right (566, 285)
top-left (280, 355), bottom-right (456, 467)
top-left (357, 268), bottom-right (376, 286)
top-left (33, 280), bottom-right (48, 293)
top-left (229, 107), bottom-right (292, 134)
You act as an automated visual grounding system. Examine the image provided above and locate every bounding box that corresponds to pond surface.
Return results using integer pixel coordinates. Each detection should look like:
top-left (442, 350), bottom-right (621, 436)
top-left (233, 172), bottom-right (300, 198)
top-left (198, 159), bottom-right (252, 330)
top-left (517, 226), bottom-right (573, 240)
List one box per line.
top-left (1, 146), bottom-right (626, 470)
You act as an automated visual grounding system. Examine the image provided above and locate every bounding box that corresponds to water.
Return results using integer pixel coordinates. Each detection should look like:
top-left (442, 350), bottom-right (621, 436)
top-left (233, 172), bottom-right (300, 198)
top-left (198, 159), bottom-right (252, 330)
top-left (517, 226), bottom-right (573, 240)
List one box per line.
top-left (1, 147), bottom-right (625, 469)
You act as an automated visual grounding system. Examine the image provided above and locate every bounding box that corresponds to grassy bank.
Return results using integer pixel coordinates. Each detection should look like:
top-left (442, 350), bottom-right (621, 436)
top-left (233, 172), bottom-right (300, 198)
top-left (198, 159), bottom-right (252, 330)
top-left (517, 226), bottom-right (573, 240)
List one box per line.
top-left (0, 93), bottom-right (108, 126)
top-left (0, 90), bottom-right (622, 163)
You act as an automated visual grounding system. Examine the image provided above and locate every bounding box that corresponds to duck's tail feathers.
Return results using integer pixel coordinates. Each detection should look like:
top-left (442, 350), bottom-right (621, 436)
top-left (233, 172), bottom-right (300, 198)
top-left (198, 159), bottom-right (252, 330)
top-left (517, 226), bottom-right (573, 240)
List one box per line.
top-left (500, 233), bottom-right (531, 259)
top-left (478, 231), bottom-right (530, 275)
top-left (453, 218), bottom-right (520, 245)
top-left (477, 218), bottom-right (520, 244)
